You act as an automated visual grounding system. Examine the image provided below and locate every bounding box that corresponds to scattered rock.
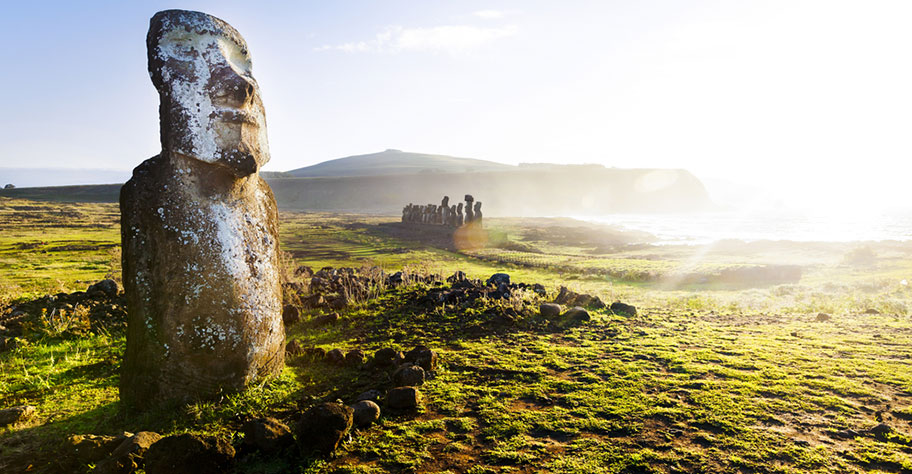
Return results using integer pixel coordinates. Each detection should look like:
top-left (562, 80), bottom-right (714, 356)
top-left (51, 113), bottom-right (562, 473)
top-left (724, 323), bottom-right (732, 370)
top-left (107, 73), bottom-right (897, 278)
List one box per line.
top-left (326, 348), bottom-right (345, 365)
top-left (95, 431), bottom-right (162, 474)
top-left (67, 432), bottom-right (131, 465)
top-left (285, 340), bottom-right (305, 357)
top-left (144, 433), bottom-right (235, 474)
top-left (561, 306), bottom-right (591, 324)
top-left (312, 312), bottom-right (340, 326)
top-left (610, 301), bottom-right (637, 317)
top-left (295, 402), bottom-right (353, 455)
top-left (0, 405), bottom-right (35, 426)
top-left (540, 303), bottom-right (562, 320)
top-left (356, 389), bottom-right (383, 403)
top-left (282, 305), bottom-right (301, 326)
top-left (791, 331), bottom-right (799, 337)
top-left (486, 273), bottom-right (511, 287)
top-left (404, 346), bottom-right (438, 372)
top-left (869, 423), bottom-right (894, 440)
top-left (306, 347), bottom-right (326, 360)
top-left (816, 312), bottom-right (831, 322)
top-left (241, 417), bottom-right (293, 453)
top-left (345, 349), bottom-right (366, 367)
top-left (386, 387), bottom-right (422, 409)
top-left (87, 279), bottom-right (119, 298)
top-left (392, 364), bottom-right (426, 387)
top-left (374, 347), bottom-right (399, 367)
top-left (493, 312), bottom-right (515, 326)
top-left (351, 400), bottom-right (381, 428)
top-left (864, 308), bottom-right (881, 315)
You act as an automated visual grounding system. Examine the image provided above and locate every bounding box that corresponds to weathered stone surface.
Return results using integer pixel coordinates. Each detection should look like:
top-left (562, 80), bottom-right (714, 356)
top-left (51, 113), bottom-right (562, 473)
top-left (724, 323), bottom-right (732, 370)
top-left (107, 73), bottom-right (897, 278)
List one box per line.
top-left (282, 304), bottom-right (301, 326)
top-left (404, 345), bottom-right (438, 372)
top-left (386, 387), bottom-right (422, 409)
top-left (540, 303), bottom-right (562, 320)
top-left (351, 400), bottom-right (381, 428)
top-left (120, 10), bottom-right (283, 407)
top-left (295, 402), bottom-right (353, 455)
top-left (610, 301), bottom-right (637, 317)
top-left (356, 389), bottom-right (383, 403)
top-left (562, 306), bottom-right (591, 324)
top-left (87, 279), bottom-right (119, 297)
top-left (241, 417), bottom-right (293, 453)
top-left (0, 405), bottom-right (35, 426)
top-left (94, 431), bottom-right (162, 474)
top-left (392, 364), bottom-right (426, 387)
top-left (66, 432), bottom-right (131, 465)
top-left (345, 349), bottom-right (366, 367)
top-left (373, 347), bottom-right (399, 367)
top-left (326, 348), bottom-right (345, 365)
top-left (144, 433), bottom-right (235, 474)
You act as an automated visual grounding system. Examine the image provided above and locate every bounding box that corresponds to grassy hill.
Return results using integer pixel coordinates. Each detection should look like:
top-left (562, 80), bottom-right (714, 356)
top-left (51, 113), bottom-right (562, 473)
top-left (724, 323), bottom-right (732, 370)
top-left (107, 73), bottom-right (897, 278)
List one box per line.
top-left (287, 149), bottom-right (514, 177)
top-left (0, 152), bottom-right (714, 214)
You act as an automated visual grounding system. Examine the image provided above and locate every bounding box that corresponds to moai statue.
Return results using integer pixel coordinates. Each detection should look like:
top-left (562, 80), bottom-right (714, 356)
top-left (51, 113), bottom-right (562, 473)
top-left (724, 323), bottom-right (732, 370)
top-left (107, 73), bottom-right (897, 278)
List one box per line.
top-left (449, 204), bottom-right (457, 226)
top-left (474, 201), bottom-right (483, 225)
top-left (440, 196), bottom-right (450, 225)
top-left (456, 202), bottom-right (464, 226)
top-left (402, 204), bottom-right (408, 223)
top-left (120, 10), bottom-right (283, 407)
top-left (464, 194), bottom-right (475, 223)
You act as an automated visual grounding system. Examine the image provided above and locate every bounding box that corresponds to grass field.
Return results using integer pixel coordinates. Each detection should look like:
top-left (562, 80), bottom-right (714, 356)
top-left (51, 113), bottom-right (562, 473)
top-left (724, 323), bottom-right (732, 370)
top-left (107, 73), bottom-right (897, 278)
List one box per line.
top-left (2, 196), bottom-right (912, 473)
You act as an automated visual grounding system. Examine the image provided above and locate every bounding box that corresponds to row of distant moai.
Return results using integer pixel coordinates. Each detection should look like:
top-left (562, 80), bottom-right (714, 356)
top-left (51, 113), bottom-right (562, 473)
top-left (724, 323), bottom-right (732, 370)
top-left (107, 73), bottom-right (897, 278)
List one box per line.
top-left (402, 195), bottom-right (482, 227)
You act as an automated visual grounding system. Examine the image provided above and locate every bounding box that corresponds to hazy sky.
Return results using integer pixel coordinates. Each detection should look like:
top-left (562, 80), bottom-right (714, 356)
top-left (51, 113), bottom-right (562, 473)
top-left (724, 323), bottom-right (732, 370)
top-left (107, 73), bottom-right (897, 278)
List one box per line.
top-left (1, 1), bottom-right (910, 210)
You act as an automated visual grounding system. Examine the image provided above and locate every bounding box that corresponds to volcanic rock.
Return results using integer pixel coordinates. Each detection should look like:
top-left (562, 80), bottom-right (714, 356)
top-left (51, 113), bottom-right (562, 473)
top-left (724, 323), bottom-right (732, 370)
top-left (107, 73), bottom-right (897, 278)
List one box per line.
top-left (351, 400), bottom-right (381, 428)
top-left (295, 402), bottom-right (353, 455)
top-left (120, 9), bottom-right (283, 407)
top-left (144, 433), bottom-right (235, 474)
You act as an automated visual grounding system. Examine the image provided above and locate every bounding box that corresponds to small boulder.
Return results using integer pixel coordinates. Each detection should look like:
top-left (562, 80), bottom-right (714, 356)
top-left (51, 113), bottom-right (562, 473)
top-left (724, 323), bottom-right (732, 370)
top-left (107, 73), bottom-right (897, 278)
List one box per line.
top-left (282, 305), bottom-right (301, 326)
top-left (241, 417), bottom-right (293, 453)
top-left (610, 301), bottom-right (637, 317)
top-left (589, 296), bottom-right (607, 309)
top-left (486, 273), bottom-right (511, 287)
top-left (144, 434), bottom-right (235, 474)
top-left (373, 347), bottom-right (399, 367)
top-left (285, 340), bottom-right (305, 357)
top-left (295, 402), bottom-right (353, 455)
top-left (95, 431), bottom-right (162, 474)
top-left (864, 308), bottom-right (881, 315)
top-left (87, 279), bottom-right (119, 298)
top-left (306, 347), bottom-right (326, 360)
top-left (540, 303), bottom-right (562, 320)
top-left (0, 405), bottom-right (36, 427)
top-left (404, 345), bottom-right (437, 372)
top-left (312, 312), bottom-right (340, 326)
top-left (562, 306), bottom-right (591, 324)
top-left (386, 387), bottom-right (422, 409)
top-left (816, 312), bottom-right (831, 322)
top-left (392, 365), bottom-right (426, 387)
top-left (326, 348), bottom-right (345, 365)
top-left (350, 400), bottom-right (381, 428)
top-left (345, 349), bottom-right (366, 367)
top-left (356, 389), bottom-right (383, 403)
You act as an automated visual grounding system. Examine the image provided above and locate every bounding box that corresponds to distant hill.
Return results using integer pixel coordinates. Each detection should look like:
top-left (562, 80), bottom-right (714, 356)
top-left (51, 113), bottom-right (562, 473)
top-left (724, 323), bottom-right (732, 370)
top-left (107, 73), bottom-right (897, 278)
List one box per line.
top-left (0, 151), bottom-right (715, 214)
top-left (287, 149), bottom-right (514, 177)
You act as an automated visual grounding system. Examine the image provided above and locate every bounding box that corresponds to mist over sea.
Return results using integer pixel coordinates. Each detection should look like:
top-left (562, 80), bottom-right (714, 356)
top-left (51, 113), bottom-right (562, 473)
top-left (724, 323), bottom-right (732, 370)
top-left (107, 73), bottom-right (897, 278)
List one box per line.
top-left (582, 209), bottom-right (912, 245)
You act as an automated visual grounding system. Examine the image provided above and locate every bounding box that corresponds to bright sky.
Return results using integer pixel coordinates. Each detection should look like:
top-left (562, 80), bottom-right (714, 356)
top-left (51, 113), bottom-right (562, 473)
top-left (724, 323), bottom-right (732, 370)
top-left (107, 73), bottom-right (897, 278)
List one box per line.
top-left (1, 0), bottom-right (910, 211)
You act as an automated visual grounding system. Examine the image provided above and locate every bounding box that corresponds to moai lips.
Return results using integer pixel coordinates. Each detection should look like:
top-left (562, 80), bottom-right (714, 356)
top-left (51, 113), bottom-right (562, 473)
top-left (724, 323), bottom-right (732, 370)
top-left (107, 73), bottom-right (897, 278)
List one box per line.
top-left (119, 10), bottom-right (284, 408)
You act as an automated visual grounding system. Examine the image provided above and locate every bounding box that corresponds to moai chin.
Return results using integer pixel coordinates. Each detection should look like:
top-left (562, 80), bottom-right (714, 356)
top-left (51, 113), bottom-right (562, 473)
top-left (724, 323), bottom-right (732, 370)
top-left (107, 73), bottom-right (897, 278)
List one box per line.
top-left (119, 10), bottom-right (284, 408)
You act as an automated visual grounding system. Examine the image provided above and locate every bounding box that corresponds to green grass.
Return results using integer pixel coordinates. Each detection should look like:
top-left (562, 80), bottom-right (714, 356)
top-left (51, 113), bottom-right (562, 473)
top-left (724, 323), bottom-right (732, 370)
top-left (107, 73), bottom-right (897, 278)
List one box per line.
top-left (3, 197), bottom-right (912, 473)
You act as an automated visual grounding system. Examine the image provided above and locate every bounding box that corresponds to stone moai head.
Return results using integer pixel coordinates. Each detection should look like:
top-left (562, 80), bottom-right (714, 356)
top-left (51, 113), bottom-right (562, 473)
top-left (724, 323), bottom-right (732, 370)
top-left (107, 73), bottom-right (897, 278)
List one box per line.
top-left (457, 202), bottom-right (463, 214)
top-left (442, 196), bottom-right (449, 208)
top-left (475, 201), bottom-right (482, 213)
top-left (465, 194), bottom-right (474, 204)
top-left (147, 10), bottom-right (269, 177)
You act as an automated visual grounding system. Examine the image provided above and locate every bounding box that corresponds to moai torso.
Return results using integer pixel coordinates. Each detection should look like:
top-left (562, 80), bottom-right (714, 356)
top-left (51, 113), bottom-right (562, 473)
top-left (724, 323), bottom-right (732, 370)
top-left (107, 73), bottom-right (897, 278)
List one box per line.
top-left (120, 10), bottom-right (283, 407)
top-left (465, 195), bottom-right (475, 223)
